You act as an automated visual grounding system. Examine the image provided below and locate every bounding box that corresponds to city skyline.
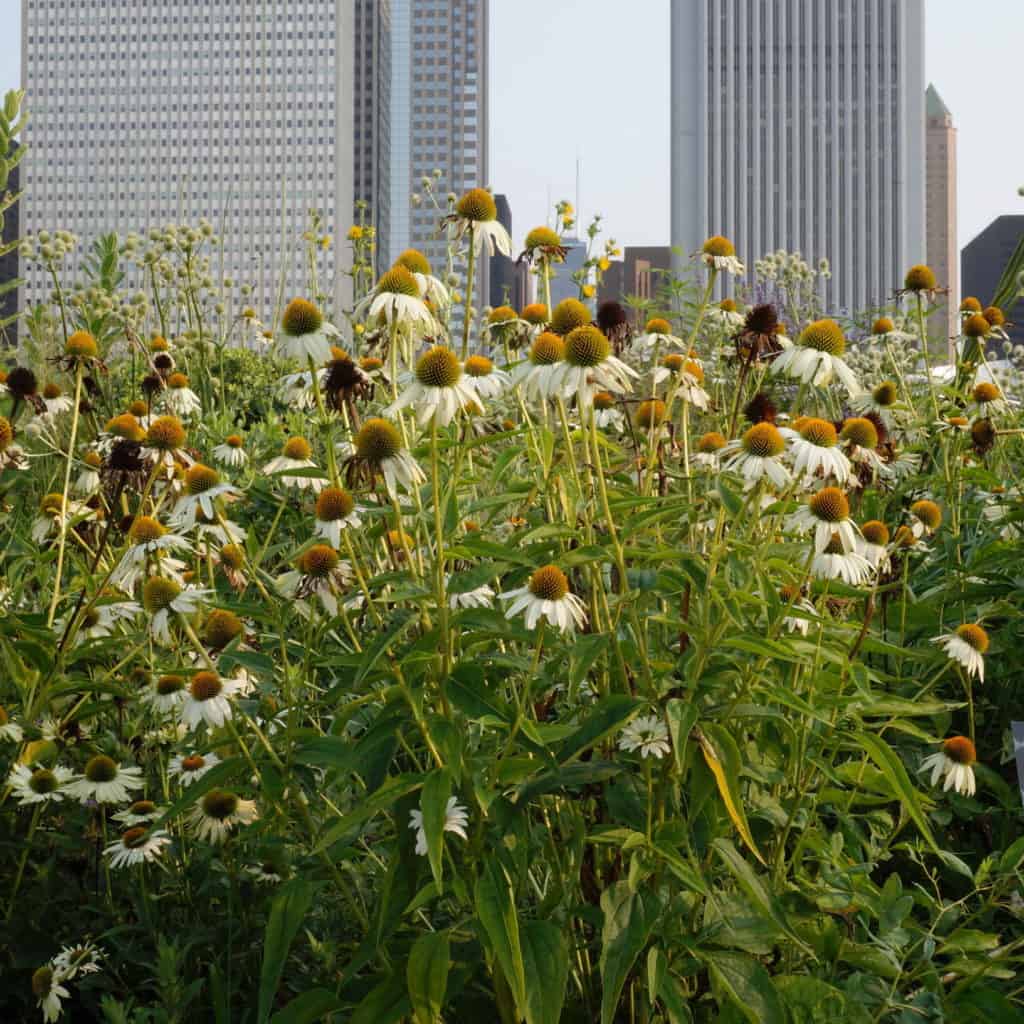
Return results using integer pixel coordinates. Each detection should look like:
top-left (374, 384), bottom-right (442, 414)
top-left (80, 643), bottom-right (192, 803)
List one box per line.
top-left (2, 2), bottom-right (1022, 285)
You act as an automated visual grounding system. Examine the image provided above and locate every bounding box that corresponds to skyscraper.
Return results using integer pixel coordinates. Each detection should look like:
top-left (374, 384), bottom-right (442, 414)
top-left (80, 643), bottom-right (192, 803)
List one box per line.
top-left (0, 144), bottom-right (21, 344)
top-left (961, 216), bottom-right (1024, 353)
top-left (20, 1), bottom-right (355, 315)
top-left (925, 83), bottom-right (957, 352)
top-left (385, 0), bottom-right (489, 281)
top-left (354, 0), bottom-right (391, 275)
top-left (671, 0), bottom-right (926, 316)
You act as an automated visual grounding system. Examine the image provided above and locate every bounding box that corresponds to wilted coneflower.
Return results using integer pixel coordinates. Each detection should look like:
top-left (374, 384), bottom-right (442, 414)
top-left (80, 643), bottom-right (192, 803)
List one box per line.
top-left (699, 235), bottom-right (745, 275)
top-left (189, 788), bottom-right (259, 844)
top-left (920, 736), bottom-right (977, 797)
top-left (262, 436), bottom-right (325, 493)
top-left (932, 622), bottom-right (988, 681)
top-left (180, 669), bottom-right (246, 731)
top-left (7, 763), bottom-right (73, 806)
top-left (617, 714), bottom-right (671, 759)
top-left (274, 297), bottom-right (340, 365)
top-left (787, 486), bottom-right (859, 553)
top-left (409, 796), bottom-right (470, 856)
top-left (595, 300), bottom-right (631, 348)
top-left (721, 422), bottom-right (792, 489)
top-left (104, 827), bottom-right (172, 870)
top-left (510, 331), bottom-right (567, 402)
top-left (553, 325), bottom-right (638, 408)
top-left (394, 248), bottom-right (450, 308)
top-left (971, 417), bottom-right (996, 455)
top-left (323, 353), bottom-right (373, 410)
top-left (66, 754), bottom-right (144, 805)
top-left (771, 318), bottom-right (860, 395)
top-left (787, 418), bottom-right (851, 485)
top-left (277, 544), bottom-right (353, 617)
top-left (164, 372), bottom-right (202, 418)
top-left (314, 486), bottom-right (362, 547)
top-left (168, 751), bottom-right (221, 786)
top-left (386, 345), bottom-right (481, 427)
top-left (500, 564), bottom-right (588, 634)
top-left (743, 392), bottom-right (777, 425)
top-left (212, 433), bottom-right (248, 468)
top-left (446, 188), bottom-right (512, 257)
top-left (346, 417), bottom-right (426, 498)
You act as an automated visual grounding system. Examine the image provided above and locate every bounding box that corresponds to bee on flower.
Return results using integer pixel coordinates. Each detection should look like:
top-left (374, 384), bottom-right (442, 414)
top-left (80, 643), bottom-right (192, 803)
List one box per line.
top-left (932, 622), bottom-right (988, 681)
top-left (500, 564), bottom-right (588, 635)
top-left (519, 225), bottom-right (568, 266)
top-left (920, 736), bottom-right (977, 797)
top-left (698, 235), bottom-right (745, 275)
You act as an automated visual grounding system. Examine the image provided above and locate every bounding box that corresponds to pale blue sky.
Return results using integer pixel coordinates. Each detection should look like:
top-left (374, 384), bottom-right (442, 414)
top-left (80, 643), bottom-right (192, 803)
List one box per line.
top-left (1, 1), bottom-right (1021, 255)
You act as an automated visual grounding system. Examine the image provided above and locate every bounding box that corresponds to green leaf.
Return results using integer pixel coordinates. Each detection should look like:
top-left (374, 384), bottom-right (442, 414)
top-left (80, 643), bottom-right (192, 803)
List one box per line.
top-left (665, 699), bottom-right (698, 776)
top-left (556, 695), bottom-right (640, 764)
top-left (258, 880), bottom-right (316, 1023)
top-left (269, 989), bottom-right (343, 1024)
top-left (355, 611), bottom-right (416, 686)
top-left (315, 774), bottom-right (424, 853)
top-left (850, 731), bottom-right (938, 851)
top-left (704, 950), bottom-right (785, 1024)
top-left (475, 859), bottom-right (527, 1017)
top-left (420, 769), bottom-right (452, 889)
top-left (712, 839), bottom-right (813, 955)
top-left (599, 881), bottom-right (663, 1024)
top-left (349, 972), bottom-right (411, 1024)
top-left (447, 661), bottom-right (512, 722)
top-left (520, 921), bottom-right (569, 1024)
top-left (406, 931), bottom-right (450, 1024)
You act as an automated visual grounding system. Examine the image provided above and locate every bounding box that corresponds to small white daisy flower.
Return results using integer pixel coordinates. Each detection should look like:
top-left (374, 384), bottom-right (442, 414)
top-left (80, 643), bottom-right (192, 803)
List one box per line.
top-left (409, 796), bottom-right (470, 856)
top-left (168, 751), bottom-right (221, 786)
top-left (618, 715), bottom-right (671, 759)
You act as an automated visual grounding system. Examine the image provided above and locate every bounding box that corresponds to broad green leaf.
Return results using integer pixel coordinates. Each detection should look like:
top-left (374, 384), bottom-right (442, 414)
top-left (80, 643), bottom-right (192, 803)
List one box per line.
top-left (420, 769), bottom-right (452, 889)
top-left (704, 950), bottom-right (785, 1024)
top-left (556, 695), bottom-right (640, 764)
top-left (447, 661), bottom-right (512, 722)
top-left (665, 699), bottom-right (698, 776)
top-left (349, 972), bottom-right (412, 1024)
top-left (599, 881), bottom-right (663, 1024)
top-left (850, 731), bottom-right (938, 851)
top-left (258, 880), bottom-right (316, 1023)
top-left (355, 611), bottom-right (415, 685)
top-left (475, 859), bottom-right (527, 1015)
top-left (520, 920), bottom-right (570, 1024)
top-left (406, 931), bottom-right (450, 1024)
top-left (696, 724), bottom-right (765, 865)
top-left (270, 989), bottom-right (343, 1024)
top-left (315, 774), bottom-right (424, 853)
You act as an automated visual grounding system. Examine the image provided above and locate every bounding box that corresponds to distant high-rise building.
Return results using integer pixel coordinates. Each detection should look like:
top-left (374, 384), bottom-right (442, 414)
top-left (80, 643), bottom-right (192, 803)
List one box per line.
top-left (386, 0), bottom-right (489, 286)
top-left (21, 2), bottom-right (355, 314)
top-left (1, 144), bottom-right (20, 344)
top-left (926, 83), bottom-right (957, 352)
top-left (548, 238), bottom-right (587, 307)
top-left (596, 247), bottom-right (672, 309)
top-left (354, 0), bottom-right (391, 274)
top-left (961, 216), bottom-right (1024, 353)
top-left (671, 1), bottom-right (926, 316)
top-left (489, 194), bottom-right (530, 309)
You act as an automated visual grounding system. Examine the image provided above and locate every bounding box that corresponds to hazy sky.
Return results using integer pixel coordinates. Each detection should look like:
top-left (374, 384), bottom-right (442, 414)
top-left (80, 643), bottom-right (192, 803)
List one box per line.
top-left (1, 1), bottom-right (1021, 256)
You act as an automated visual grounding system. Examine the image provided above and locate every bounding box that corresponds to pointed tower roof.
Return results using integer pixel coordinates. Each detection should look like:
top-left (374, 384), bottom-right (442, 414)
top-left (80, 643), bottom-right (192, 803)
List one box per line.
top-left (926, 84), bottom-right (951, 120)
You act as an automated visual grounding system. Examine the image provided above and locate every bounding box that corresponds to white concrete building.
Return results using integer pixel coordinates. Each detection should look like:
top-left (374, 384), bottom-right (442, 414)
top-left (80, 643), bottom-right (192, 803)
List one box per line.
top-left (671, 0), bottom-right (926, 316)
top-left (21, 0), bottom-right (355, 315)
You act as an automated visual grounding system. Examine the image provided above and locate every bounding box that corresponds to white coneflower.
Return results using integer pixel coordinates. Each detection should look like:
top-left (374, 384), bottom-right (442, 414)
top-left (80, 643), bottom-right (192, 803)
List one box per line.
top-left (618, 715), bottom-right (671, 759)
top-left (692, 431), bottom-right (727, 470)
top-left (312, 486), bottom-right (362, 548)
top-left (168, 751), bottom-right (221, 786)
top-left (40, 381), bottom-right (73, 417)
top-left (356, 265), bottom-right (437, 333)
top-left (667, 358), bottom-right (711, 410)
top-left (850, 380), bottom-right (902, 424)
top-left (909, 499), bottom-right (943, 539)
top-left (212, 434), bottom-right (248, 468)
top-left (0, 705), bottom-right (24, 743)
top-left (779, 586), bottom-right (818, 635)
top-left (65, 754), bottom-right (144, 805)
top-left (51, 941), bottom-right (104, 979)
top-left (163, 372), bottom-right (202, 418)
top-left (511, 331), bottom-right (567, 402)
top-left (482, 305), bottom-right (531, 347)
top-left (32, 965), bottom-right (71, 1024)
top-left (553, 326), bottom-right (638, 408)
top-left (722, 423), bottom-right (792, 489)
top-left (386, 346), bottom-right (481, 428)
top-left (246, 862), bottom-right (284, 884)
top-left (409, 796), bottom-right (470, 856)
top-left (142, 577), bottom-right (212, 645)
top-left (173, 463), bottom-right (241, 530)
top-left (707, 300), bottom-right (746, 331)
top-left (811, 532), bottom-right (874, 586)
top-left (920, 736), bottom-right (977, 798)
top-left (787, 487), bottom-right (859, 553)
top-left (350, 418), bottom-right (426, 499)
top-left (972, 381), bottom-right (1010, 417)
top-left (449, 188), bottom-right (512, 257)
top-left (262, 436), bottom-right (325, 493)
top-left (786, 418), bottom-right (851, 484)
top-left (189, 788), bottom-right (259, 843)
top-left (394, 249), bottom-right (451, 309)
top-left (276, 369), bottom-right (321, 410)
top-left (8, 763), bottom-right (73, 806)
top-left (446, 575), bottom-right (495, 610)
top-left (192, 510), bottom-right (248, 548)
top-left (838, 418), bottom-right (888, 476)
top-left (74, 450), bottom-right (103, 495)
top-left (110, 516), bottom-right (191, 591)
top-left (141, 416), bottom-right (193, 475)
top-left (699, 236), bottom-right (745, 275)
top-left (500, 564), bottom-right (589, 635)
top-left (180, 670), bottom-right (247, 731)
top-left (857, 520), bottom-right (892, 573)
top-left (276, 544), bottom-right (354, 617)
top-left (275, 298), bottom-right (340, 365)
top-left (142, 673), bottom-right (188, 714)
top-left (104, 827), bottom-right (173, 869)
top-left (112, 799), bottom-right (162, 827)
top-left (770, 319), bottom-right (860, 395)
top-left (31, 492), bottom-right (93, 544)
top-left (463, 354), bottom-right (511, 398)
top-left (592, 391), bottom-right (626, 431)
top-left (932, 623), bottom-right (988, 681)
top-left (632, 316), bottom-right (685, 355)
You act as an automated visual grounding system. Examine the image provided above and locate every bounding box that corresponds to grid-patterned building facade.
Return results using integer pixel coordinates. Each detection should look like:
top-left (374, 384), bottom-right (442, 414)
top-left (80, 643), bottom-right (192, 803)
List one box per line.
top-left (925, 83), bottom-right (957, 352)
top-left (671, 0), bottom-right (926, 316)
top-left (21, 0), bottom-right (355, 316)
top-left (386, 0), bottom-right (488, 278)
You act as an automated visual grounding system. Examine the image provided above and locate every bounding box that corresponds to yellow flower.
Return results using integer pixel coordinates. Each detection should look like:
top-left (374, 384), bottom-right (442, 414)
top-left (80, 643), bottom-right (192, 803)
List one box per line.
top-left (320, 235), bottom-right (331, 249)
top-left (582, 284), bottom-right (596, 299)
top-left (598, 257), bottom-right (610, 272)
top-left (347, 226), bottom-right (364, 241)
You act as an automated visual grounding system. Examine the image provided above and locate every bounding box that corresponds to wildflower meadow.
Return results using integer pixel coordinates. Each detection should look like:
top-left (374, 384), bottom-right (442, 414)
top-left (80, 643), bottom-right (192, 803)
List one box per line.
top-left (4, 88), bottom-right (1024, 1023)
